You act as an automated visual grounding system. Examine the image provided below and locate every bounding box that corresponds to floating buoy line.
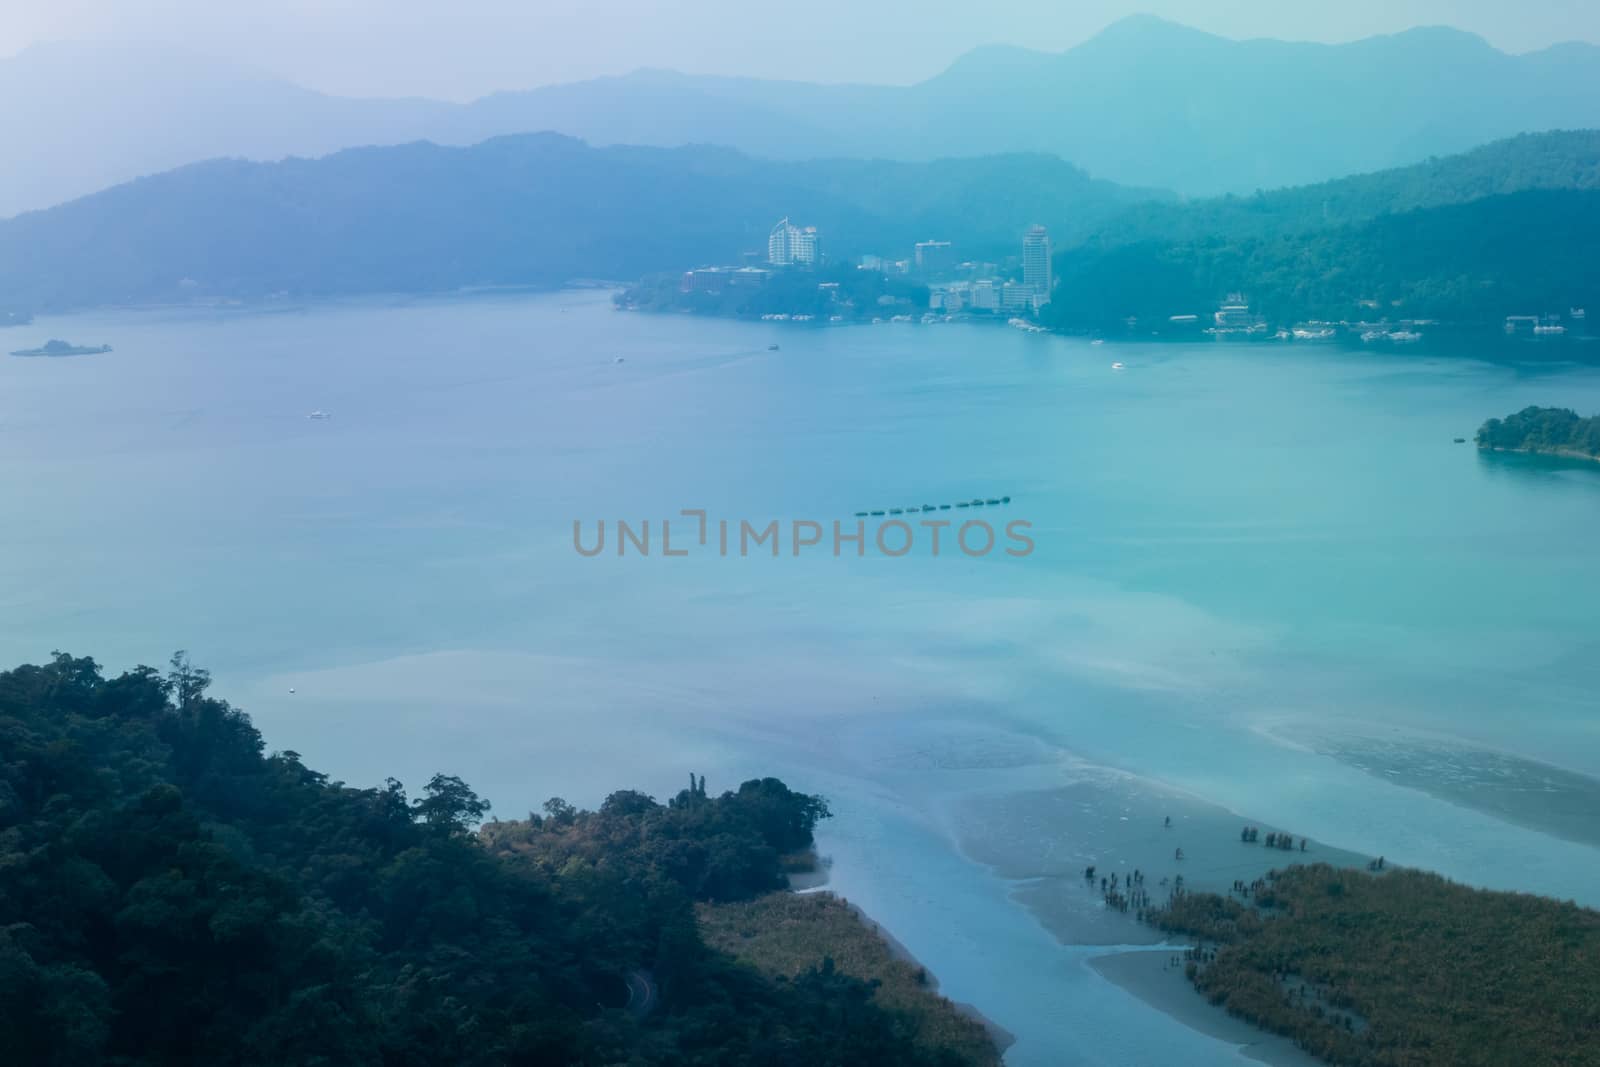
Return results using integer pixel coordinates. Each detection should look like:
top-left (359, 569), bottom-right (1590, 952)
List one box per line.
top-left (853, 495), bottom-right (1011, 518)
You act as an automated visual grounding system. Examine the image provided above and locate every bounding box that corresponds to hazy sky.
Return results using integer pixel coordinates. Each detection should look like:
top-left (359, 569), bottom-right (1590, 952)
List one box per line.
top-left (4, 0), bottom-right (1599, 100)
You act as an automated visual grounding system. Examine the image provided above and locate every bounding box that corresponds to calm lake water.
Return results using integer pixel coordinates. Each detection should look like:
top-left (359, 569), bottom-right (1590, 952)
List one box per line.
top-left (3, 290), bottom-right (1598, 1064)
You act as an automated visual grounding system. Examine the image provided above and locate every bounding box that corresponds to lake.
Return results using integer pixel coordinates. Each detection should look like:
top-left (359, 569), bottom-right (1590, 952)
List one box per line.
top-left (3, 289), bottom-right (1598, 1064)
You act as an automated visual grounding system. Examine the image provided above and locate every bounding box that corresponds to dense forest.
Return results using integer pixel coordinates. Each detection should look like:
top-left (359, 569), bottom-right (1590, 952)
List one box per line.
top-left (1040, 131), bottom-right (1600, 331)
top-left (1044, 188), bottom-right (1600, 331)
top-left (1477, 406), bottom-right (1600, 459)
top-left (0, 652), bottom-right (987, 1065)
top-left (1149, 864), bottom-right (1600, 1066)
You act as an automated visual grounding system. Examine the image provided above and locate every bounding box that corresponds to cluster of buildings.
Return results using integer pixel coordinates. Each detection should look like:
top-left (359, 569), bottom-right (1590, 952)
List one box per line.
top-left (926, 224), bottom-right (1054, 315)
top-left (929, 279), bottom-right (1047, 314)
top-left (678, 218), bottom-right (1059, 321)
top-left (1505, 310), bottom-right (1583, 335)
top-left (680, 265), bottom-right (771, 292)
top-left (679, 217), bottom-right (820, 293)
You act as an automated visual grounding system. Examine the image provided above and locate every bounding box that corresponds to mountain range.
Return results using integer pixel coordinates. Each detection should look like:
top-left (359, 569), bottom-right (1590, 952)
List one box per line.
top-left (0, 136), bottom-right (1149, 311)
top-left (6, 16), bottom-right (1600, 217)
top-left (3, 127), bottom-right (1597, 323)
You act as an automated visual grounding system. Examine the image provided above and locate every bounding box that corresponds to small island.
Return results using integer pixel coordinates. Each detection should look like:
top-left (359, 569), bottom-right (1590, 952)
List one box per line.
top-left (9, 338), bottom-right (113, 358)
top-left (1476, 405), bottom-right (1600, 461)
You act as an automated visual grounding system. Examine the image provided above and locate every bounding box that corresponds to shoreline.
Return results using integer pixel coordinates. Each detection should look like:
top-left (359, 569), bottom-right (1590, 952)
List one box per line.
top-left (24, 287), bottom-right (1599, 358)
top-left (803, 749), bottom-right (1384, 1065)
top-left (938, 764), bottom-right (1379, 1064)
top-left (1086, 948), bottom-right (1322, 1067)
top-left (831, 892), bottom-right (1020, 1056)
top-left (790, 858), bottom-right (1019, 1056)
top-left (1479, 444), bottom-right (1600, 463)
top-left (615, 299), bottom-right (1600, 349)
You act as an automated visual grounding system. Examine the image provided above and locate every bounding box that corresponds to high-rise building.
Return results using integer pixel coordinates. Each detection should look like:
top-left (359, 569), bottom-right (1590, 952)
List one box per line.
top-left (793, 225), bottom-right (817, 266)
top-left (914, 240), bottom-right (955, 275)
top-left (1022, 225), bottom-right (1052, 302)
top-left (768, 218), bottom-right (819, 267)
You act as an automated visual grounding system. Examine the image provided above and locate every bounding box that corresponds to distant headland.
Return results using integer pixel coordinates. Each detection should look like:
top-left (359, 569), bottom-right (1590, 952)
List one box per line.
top-left (9, 338), bottom-right (112, 358)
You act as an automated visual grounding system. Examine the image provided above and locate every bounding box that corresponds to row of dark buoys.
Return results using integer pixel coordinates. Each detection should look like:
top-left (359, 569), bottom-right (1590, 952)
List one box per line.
top-left (854, 496), bottom-right (1011, 518)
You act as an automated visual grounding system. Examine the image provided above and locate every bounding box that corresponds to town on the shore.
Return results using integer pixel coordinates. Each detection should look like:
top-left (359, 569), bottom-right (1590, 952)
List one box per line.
top-left (623, 216), bottom-right (1587, 343)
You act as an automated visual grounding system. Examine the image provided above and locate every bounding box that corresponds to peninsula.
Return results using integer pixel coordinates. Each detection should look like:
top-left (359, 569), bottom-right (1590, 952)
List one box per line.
top-left (1146, 862), bottom-right (1600, 1065)
top-left (1476, 406), bottom-right (1600, 461)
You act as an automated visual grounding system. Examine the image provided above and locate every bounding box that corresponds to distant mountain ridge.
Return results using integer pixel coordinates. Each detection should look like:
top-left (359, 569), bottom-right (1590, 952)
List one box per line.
top-left (0, 40), bottom-right (451, 219)
top-left (0, 135), bottom-right (1152, 311)
top-left (5, 17), bottom-right (1600, 216)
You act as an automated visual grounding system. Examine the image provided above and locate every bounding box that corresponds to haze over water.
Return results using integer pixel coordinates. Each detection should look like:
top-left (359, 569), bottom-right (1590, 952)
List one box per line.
top-left (3, 289), bottom-right (1598, 1063)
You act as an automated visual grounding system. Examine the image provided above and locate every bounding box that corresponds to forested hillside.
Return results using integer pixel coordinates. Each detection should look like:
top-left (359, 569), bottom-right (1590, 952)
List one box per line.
top-left (1046, 188), bottom-right (1600, 330)
top-left (1085, 130), bottom-right (1600, 247)
top-left (1039, 131), bottom-right (1600, 331)
top-left (0, 652), bottom-right (987, 1065)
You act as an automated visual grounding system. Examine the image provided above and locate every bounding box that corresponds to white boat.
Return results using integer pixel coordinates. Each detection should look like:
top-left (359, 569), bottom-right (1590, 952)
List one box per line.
top-left (307, 410), bottom-right (331, 420)
top-left (1111, 362), bottom-right (1125, 370)
top-left (1090, 339), bottom-right (1104, 346)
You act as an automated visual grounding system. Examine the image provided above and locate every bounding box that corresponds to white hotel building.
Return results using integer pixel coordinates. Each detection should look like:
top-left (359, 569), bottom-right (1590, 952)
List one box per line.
top-left (768, 218), bottom-right (819, 267)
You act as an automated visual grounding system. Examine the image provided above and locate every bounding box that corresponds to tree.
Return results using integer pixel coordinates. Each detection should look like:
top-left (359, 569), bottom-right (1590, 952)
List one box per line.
top-left (542, 797), bottom-right (577, 825)
top-left (411, 774), bottom-right (490, 832)
top-left (167, 649), bottom-right (210, 710)
top-left (600, 790), bottom-right (658, 819)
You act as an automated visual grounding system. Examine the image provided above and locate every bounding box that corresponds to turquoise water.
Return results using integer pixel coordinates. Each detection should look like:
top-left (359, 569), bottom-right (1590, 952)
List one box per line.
top-left (3, 290), bottom-right (1598, 1064)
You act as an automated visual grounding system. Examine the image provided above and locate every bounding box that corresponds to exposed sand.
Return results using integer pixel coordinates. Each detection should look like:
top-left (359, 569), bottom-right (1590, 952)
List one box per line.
top-left (929, 764), bottom-right (1375, 1063)
top-left (1294, 730), bottom-right (1600, 849)
top-left (950, 768), bottom-right (1371, 947)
